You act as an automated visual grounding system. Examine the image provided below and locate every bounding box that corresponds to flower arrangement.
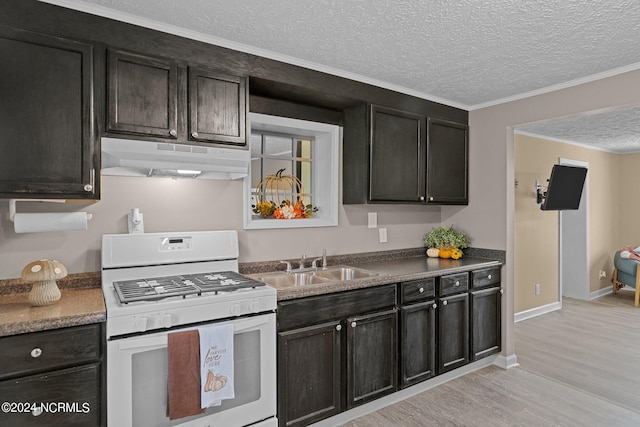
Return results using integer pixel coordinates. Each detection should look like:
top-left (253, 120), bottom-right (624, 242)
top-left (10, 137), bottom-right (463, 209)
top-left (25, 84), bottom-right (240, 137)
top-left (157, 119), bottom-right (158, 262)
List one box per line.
top-left (424, 226), bottom-right (469, 259)
top-left (252, 168), bottom-right (318, 219)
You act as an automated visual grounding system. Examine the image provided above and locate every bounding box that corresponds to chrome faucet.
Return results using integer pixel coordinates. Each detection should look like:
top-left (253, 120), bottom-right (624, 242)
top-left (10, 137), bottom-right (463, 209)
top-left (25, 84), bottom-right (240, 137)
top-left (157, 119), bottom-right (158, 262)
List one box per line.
top-left (280, 260), bottom-right (292, 273)
top-left (312, 249), bottom-right (327, 269)
top-left (299, 254), bottom-right (307, 270)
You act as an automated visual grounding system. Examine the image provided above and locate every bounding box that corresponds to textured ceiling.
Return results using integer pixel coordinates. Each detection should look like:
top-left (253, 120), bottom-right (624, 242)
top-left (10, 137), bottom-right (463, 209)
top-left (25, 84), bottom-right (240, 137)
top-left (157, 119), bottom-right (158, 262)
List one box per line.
top-left (42, 0), bottom-right (640, 151)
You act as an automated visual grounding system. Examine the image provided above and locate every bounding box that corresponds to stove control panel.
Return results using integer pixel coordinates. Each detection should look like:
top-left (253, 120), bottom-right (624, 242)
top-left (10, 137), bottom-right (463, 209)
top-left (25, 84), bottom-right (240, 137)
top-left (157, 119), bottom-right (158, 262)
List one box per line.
top-left (159, 236), bottom-right (192, 252)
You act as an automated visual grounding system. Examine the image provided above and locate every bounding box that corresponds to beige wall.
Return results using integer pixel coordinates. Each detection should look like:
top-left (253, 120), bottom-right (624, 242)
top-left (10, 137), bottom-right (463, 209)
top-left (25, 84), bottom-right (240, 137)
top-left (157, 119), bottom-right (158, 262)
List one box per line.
top-left (619, 153), bottom-right (640, 245)
top-left (514, 134), bottom-right (623, 313)
top-left (0, 173), bottom-right (443, 280)
top-left (465, 69), bottom-right (640, 357)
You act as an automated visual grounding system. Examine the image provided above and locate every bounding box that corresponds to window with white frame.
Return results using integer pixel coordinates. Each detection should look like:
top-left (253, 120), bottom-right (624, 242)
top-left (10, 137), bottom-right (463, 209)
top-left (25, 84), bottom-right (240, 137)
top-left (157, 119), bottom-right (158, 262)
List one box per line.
top-left (244, 113), bottom-right (339, 229)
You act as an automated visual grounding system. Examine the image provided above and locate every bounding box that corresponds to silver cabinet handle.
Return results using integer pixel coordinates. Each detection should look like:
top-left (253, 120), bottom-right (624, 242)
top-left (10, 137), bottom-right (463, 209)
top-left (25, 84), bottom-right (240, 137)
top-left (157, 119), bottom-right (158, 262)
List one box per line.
top-left (429, 196), bottom-right (434, 201)
top-left (30, 348), bottom-right (42, 358)
top-left (84, 184), bottom-right (93, 192)
top-left (169, 129), bottom-right (177, 136)
top-left (419, 287), bottom-right (424, 293)
top-left (442, 300), bottom-right (448, 306)
top-left (432, 303), bottom-right (437, 309)
top-left (500, 288), bottom-right (504, 295)
top-left (192, 131), bottom-right (199, 138)
top-left (488, 274), bottom-right (492, 280)
top-left (420, 196), bottom-right (425, 201)
top-left (351, 321), bottom-right (357, 328)
top-left (454, 281), bottom-right (460, 286)
top-left (336, 324), bottom-right (342, 331)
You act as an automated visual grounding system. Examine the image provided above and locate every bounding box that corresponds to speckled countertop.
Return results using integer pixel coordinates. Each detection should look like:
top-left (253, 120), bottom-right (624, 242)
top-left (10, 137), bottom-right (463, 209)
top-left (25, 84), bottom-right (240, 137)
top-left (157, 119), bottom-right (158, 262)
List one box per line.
top-left (247, 250), bottom-right (503, 301)
top-left (0, 273), bottom-right (105, 338)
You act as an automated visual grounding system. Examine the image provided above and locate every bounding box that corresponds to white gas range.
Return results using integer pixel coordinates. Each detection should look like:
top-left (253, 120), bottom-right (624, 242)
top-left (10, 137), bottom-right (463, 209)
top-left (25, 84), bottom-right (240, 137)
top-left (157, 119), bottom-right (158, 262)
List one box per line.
top-left (101, 230), bottom-right (277, 427)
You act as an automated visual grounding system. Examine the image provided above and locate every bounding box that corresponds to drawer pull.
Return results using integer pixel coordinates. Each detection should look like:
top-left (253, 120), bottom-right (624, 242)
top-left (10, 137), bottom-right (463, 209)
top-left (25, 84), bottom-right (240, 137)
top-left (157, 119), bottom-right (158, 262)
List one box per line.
top-left (30, 348), bottom-right (42, 358)
top-left (169, 128), bottom-right (177, 137)
top-left (500, 288), bottom-right (504, 295)
top-left (442, 300), bottom-right (448, 306)
top-left (32, 406), bottom-right (43, 417)
top-left (351, 321), bottom-right (357, 328)
top-left (336, 324), bottom-right (342, 331)
top-left (454, 281), bottom-right (460, 286)
top-left (488, 274), bottom-right (492, 280)
top-left (419, 287), bottom-right (424, 293)
top-left (432, 303), bottom-right (437, 309)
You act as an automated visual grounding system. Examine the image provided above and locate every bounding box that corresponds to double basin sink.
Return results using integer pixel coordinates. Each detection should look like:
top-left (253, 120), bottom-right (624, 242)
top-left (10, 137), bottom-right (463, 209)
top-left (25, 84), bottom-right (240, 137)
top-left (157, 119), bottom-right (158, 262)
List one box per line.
top-left (260, 265), bottom-right (379, 287)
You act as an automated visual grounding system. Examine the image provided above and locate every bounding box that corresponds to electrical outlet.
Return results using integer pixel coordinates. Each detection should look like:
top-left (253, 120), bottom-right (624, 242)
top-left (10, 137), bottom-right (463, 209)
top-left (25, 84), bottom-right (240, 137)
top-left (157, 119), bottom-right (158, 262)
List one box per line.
top-left (379, 228), bottom-right (387, 243)
top-left (535, 283), bottom-right (541, 295)
top-left (599, 270), bottom-right (606, 279)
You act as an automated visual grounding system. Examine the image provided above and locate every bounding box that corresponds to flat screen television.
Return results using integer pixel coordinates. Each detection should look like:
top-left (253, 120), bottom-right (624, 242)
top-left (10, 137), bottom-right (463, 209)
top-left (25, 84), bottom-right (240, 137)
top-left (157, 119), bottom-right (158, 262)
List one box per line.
top-left (540, 164), bottom-right (587, 211)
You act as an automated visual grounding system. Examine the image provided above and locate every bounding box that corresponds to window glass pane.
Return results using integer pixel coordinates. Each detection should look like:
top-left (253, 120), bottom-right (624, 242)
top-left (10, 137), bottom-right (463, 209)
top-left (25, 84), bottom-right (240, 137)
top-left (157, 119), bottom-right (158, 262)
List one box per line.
top-left (263, 135), bottom-right (292, 157)
top-left (295, 139), bottom-right (312, 160)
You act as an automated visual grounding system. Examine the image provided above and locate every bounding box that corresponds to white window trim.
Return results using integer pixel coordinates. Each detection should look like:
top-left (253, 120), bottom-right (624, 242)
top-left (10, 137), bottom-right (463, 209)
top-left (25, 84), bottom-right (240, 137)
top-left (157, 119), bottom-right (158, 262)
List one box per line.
top-left (243, 112), bottom-right (339, 229)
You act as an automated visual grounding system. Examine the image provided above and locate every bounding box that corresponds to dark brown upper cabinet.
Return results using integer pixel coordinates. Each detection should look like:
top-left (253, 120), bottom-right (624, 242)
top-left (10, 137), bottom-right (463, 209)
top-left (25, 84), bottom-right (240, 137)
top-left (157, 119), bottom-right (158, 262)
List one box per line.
top-left (107, 49), bottom-right (179, 139)
top-left (0, 26), bottom-right (99, 199)
top-left (426, 117), bottom-right (469, 205)
top-left (369, 105), bottom-right (425, 203)
top-left (188, 67), bottom-right (247, 146)
top-left (343, 104), bottom-right (468, 205)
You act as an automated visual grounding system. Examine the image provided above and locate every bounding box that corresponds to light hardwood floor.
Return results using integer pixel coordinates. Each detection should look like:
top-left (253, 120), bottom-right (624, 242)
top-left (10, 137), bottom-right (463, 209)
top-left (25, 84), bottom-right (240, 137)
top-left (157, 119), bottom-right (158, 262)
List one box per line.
top-left (341, 289), bottom-right (640, 426)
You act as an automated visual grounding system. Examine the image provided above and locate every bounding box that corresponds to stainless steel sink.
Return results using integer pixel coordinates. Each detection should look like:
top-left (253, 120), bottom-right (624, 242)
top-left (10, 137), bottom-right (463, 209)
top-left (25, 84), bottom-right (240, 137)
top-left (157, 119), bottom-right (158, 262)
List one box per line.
top-left (315, 265), bottom-right (379, 281)
top-left (260, 271), bottom-right (330, 287)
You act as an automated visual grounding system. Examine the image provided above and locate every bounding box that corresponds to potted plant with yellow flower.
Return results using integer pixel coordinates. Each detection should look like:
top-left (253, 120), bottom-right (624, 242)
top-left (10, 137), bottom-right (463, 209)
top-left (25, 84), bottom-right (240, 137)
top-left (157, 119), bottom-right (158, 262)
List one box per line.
top-left (424, 226), bottom-right (469, 259)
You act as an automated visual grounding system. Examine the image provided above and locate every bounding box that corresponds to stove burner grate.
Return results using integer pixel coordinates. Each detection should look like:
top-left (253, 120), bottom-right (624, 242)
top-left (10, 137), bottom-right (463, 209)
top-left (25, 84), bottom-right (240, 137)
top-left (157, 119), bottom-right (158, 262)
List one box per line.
top-left (113, 271), bottom-right (265, 303)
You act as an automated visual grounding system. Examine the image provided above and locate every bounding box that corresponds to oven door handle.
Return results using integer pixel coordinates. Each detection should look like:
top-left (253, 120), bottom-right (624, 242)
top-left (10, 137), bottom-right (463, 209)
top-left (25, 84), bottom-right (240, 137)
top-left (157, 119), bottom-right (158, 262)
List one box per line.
top-left (115, 313), bottom-right (274, 351)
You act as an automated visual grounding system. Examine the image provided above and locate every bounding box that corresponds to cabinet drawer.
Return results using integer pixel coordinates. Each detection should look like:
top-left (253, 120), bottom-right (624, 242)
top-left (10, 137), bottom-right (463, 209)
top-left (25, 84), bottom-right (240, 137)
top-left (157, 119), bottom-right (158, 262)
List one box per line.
top-left (400, 278), bottom-right (435, 304)
top-left (0, 364), bottom-right (100, 427)
top-left (278, 284), bottom-right (396, 331)
top-left (471, 267), bottom-right (501, 289)
top-left (438, 272), bottom-right (468, 296)
top-left (0, 324), bottom-right (101, 380)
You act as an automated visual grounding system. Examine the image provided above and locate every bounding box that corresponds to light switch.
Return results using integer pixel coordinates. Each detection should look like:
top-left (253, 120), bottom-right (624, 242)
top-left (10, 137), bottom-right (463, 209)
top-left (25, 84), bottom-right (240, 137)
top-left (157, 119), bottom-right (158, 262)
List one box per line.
top-left (368, 212), bottom-right (377, 228)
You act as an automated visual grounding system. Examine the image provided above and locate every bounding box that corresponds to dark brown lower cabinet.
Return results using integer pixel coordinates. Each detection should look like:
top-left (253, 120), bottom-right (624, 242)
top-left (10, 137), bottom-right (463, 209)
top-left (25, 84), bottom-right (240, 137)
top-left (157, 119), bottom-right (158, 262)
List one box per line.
top-left (277, 321), bottom-right (342, 427)
top-left (471, 286), bottom-right (502, 361)
top-left (347, 309), bottom-right (397, 408)
top-left (399, 300), bottom-right (436, 388)
top-left (437, 292), bottom-right (469, 374)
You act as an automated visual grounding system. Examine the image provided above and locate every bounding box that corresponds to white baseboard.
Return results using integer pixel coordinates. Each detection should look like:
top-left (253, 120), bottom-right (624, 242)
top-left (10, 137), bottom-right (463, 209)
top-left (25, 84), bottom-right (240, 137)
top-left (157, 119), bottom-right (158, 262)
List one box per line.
top-left (514, 301), bottom-right (561, 323)
top-left (493, 353), bottom-right (519, 369)
top-left (310, 356), bottom-right (497, 427)
top-left (589, 285), bottom-right (613, 300)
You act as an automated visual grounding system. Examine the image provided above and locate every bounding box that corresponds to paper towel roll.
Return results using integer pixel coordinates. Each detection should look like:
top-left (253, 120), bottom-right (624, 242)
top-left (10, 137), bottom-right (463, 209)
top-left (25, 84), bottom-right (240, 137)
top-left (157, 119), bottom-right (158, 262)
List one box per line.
top-left (14, 212), bottom-right (88, 233)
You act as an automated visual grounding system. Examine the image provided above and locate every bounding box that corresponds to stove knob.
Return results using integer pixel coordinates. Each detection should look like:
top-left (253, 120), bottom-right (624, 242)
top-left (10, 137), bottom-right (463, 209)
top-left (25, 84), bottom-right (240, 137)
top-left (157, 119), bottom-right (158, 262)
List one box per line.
top-left (161, 314), bottom-right (173, 328)
top-left (231, 303), bottom-right (242, 316)
top-left (249, 300), bottom-right (260, 313)
top-left (135, 317), bottom-right (148, 332)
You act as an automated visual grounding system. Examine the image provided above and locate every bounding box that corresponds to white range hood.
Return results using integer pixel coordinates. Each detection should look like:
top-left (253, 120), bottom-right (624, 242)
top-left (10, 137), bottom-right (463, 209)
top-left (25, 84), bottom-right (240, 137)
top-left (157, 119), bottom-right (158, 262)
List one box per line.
top-left (101, 137), bottom-right (251, 180)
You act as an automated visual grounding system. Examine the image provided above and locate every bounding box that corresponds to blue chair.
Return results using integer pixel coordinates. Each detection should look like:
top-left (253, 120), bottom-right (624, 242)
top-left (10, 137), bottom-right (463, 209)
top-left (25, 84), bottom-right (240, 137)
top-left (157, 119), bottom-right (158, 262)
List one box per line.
top-left (612, 251), bottom-right (640, 307)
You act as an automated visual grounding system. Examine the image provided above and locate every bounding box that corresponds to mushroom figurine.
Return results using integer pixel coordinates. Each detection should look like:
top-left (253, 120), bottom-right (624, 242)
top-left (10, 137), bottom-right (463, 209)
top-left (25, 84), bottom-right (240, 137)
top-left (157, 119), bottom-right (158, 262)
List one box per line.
top-left (21, 259), bottom-right (67, 306)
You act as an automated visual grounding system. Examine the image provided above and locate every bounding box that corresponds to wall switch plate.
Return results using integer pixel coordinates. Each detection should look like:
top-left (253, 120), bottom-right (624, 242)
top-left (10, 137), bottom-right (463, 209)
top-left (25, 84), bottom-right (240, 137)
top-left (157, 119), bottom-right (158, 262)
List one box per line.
top-left (368, 212), bottom-right (377, 228)
top-left (379, 228), bottom-right (387, 243)
top-left (535, 283), bottom-right (541, 295)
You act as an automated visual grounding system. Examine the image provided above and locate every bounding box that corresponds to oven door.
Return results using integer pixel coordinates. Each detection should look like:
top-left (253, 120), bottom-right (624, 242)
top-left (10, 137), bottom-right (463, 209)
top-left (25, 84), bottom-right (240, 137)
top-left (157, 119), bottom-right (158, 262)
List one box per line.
top-left (107, 313), bottom-right (276, 427)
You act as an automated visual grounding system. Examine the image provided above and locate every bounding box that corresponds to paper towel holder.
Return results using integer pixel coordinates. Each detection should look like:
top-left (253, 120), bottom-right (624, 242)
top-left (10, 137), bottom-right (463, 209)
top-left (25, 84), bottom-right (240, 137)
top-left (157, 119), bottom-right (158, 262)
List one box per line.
top-left (9, 199), bottom-right (93, 222)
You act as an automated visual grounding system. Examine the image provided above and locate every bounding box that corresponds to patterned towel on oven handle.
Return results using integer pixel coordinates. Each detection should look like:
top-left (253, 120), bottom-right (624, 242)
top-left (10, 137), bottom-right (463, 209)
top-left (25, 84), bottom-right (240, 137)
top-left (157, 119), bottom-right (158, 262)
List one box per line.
top-left (199, 322), bottom-right (235, 408)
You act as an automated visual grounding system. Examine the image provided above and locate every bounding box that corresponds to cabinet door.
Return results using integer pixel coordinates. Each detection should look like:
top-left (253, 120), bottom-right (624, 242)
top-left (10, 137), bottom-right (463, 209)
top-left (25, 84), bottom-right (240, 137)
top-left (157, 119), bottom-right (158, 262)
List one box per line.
top-left (471, 286), bottom-right (502, 361)
top-left (188, 67), bottom-right (247, 145)
top-left (399, 301), bottom-right (436, 388)
top-left (278, 321), bottom-right (342, 427)
top-left (0, 364), bottom-right (100, 427)
top-left (426, 117), bottom-right (468, 205)
top-left (107, 49), bottom-right (178, 139)
top-left (347, 308), bottom-right (397, 408)
top-left (369, 105), bottom-right (424, 203)
top-left (437, 292), bottom-right (469, 374)
top-left (0, 27), bottom-right (98, 199)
